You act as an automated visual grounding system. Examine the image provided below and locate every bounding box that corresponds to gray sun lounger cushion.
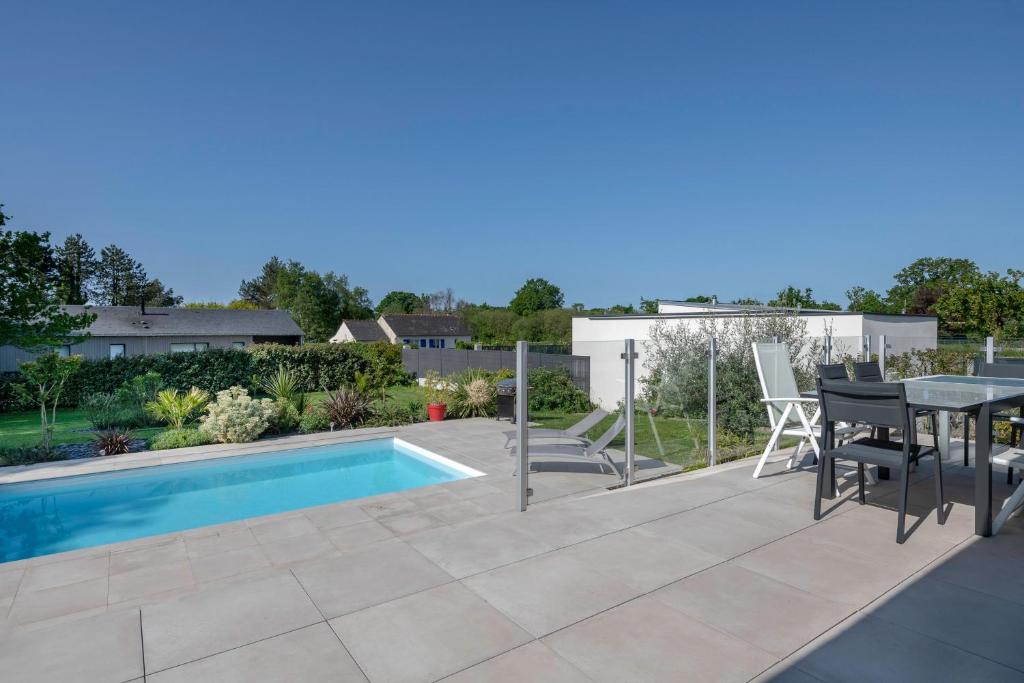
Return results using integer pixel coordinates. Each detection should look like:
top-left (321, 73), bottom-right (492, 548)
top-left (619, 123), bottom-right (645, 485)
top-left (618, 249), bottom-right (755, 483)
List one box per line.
top-left (503, 408), bottom-right (609, 446)
top-left (512, 414), bottom-right (626, 477)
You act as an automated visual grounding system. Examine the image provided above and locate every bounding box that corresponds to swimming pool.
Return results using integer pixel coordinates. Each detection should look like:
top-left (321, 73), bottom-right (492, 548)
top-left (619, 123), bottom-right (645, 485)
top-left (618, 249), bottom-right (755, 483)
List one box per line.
top-left (0, 438), bottom-right (482, 563)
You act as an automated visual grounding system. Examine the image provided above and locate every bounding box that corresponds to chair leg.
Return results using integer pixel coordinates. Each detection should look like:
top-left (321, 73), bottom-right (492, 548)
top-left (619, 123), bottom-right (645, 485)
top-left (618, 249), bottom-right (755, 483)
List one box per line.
top-left (1009, 468), bottom-right (1015, 486)
top-left (933, 452), bottom-right (945, 525)
top-left (814, 452), bottom-right (827, 520)
top-left (857, 462), bottom-right (866, 504)
top-left (829, 455), bottom-right (838, 498)
top-left (897, 465), bottom-right (910, 544)
top-left (963, 416), bottom-right (970, 467)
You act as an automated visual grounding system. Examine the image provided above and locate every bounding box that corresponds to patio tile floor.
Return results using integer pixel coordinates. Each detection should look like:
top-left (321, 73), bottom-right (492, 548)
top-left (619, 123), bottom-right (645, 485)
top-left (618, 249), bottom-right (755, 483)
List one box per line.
top-left (2, 422), bottom-right (1023, 681)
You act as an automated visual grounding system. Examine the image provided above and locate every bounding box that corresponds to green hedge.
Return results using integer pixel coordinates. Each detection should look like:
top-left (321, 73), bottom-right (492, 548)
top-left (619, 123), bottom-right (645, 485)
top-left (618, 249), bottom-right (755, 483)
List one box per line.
top-left (2, 342), bottom-right (408, 410)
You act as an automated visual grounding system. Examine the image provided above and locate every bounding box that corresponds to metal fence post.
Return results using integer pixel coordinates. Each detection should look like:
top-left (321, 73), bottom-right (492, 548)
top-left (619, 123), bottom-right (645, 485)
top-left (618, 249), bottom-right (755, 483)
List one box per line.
top-left (516, 341), bottom-right (529, 511)
top-left (622, 339), bottom-right (636, 486)
top-left (986, 336), bottom-right (995, 364)
top-left (863, 335), bottom-right (871, 361)
top-left (879, 334), bottom-right (886, 379)
top-left (707, 336), bottom-right (717, 467)
top-left (824, 335), bottom-right (833, 365)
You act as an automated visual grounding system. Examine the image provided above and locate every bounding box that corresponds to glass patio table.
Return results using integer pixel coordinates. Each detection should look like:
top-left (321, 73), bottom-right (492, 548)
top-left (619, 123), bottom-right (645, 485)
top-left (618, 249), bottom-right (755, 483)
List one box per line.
top-left (807, 375), bottom-right (1024, 536)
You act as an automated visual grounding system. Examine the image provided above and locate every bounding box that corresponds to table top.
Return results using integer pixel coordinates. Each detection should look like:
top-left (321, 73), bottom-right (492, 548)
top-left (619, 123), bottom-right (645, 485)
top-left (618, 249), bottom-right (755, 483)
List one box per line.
top-left (804, 374), bottom-right (1024, 412)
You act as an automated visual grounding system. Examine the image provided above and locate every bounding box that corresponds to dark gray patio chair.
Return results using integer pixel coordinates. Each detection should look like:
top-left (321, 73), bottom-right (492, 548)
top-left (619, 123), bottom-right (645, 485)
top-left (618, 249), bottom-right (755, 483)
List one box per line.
top-left (853, 361), bottom-right (939, 456)
top-left (814, 378), bottom-right (944, 543)
top-left (976, 362), bottom-right (1024, 483)
top-left (817, 364), bottom-right (849, 381)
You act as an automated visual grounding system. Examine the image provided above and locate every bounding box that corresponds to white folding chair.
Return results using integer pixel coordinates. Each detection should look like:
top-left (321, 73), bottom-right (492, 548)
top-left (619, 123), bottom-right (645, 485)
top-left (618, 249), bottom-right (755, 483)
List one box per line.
top-left (751, 342), bottom-right (862, 479)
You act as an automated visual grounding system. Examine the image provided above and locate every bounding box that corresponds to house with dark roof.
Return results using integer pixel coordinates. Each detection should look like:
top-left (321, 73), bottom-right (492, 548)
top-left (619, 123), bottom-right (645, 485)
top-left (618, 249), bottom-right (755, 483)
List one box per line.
top-left (0, 306), bottom-right (304, 372)
top-left (330, 314), bottom-right (472, 349)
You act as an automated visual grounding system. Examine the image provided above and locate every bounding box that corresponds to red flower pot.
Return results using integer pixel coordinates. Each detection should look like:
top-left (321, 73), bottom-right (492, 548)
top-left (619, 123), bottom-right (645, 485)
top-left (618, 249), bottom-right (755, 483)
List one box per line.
top-left (427, 403), bottom-right (447, 421)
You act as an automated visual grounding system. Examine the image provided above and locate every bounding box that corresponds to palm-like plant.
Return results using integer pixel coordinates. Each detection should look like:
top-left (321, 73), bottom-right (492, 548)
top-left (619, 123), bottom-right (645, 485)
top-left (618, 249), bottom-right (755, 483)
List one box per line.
top-left (257, 365), bottom-right (306, 414)
top-left (146, 387), bottom-right (210, 430)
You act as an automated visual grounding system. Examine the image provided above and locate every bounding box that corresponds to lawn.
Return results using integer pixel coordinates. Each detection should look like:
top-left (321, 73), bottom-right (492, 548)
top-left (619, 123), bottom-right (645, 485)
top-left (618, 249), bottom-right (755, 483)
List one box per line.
top-left (531, 409), bottom-right (796, 470)
top-left (0, 409), bottom-right (165, 449)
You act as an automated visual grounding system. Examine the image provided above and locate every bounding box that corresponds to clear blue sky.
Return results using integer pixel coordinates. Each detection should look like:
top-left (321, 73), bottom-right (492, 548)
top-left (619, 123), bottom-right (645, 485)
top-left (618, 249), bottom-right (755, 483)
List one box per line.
top-left (2, 1), bottom-right (1021, 308)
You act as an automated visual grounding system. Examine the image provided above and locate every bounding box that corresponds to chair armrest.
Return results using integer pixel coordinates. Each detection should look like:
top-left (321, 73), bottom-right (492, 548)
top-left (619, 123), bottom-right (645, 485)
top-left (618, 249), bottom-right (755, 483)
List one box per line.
top-left (760, 398), bottom-right (818, 403)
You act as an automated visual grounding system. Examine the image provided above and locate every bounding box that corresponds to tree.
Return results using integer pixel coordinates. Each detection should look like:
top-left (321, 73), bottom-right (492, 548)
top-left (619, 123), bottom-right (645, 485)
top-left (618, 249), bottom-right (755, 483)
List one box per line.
top-left (377, 290), bottom-right (422, 315)
top-left (141, 278), bottom-right (183, 307)
top-left (509, 278), bottom-right (563, 315)
top-left (18, 353), bottom-right (82, 450)
top-left (886, 257), bottom-right (980, 314)
top-left (731, 297), bottom-right (763, 306)
top-left (639, 299), bottom-right (659, 314)
top-left (933, 270), bottom-right (1024, 337)
top-left (684, 295), bottom-right (716, 303)
top-left (184, 300), bottom-right (259, 310)
top-left (238, 256), bottom-right (285, 308)
top-left (0, 215), bottom-right (96, 350)
top-left (54, 234), bottom-right (98, 304)
top-left (94, 245), bottom-right (147, 305)
top-left (845, 286), bottom-right (893, 313)
top-left (768, 286), bottom-right (840, 311)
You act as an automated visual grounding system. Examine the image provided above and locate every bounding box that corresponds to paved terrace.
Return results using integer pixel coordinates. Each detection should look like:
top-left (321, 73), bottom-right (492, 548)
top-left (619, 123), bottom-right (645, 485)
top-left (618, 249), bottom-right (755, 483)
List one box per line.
top-left (1, 419), bottom-right (1023, 682)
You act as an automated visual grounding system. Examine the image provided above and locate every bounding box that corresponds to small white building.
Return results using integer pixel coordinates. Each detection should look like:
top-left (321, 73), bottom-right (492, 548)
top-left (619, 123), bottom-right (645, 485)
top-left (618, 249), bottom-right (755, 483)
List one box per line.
top-left (331, 314), bottom-right (472, 349)
top-left (573, 300), bottom-right (938, 408)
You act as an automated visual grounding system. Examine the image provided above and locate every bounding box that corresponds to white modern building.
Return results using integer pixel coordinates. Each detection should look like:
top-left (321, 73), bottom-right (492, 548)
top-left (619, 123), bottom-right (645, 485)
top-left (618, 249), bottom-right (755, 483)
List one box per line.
top-left (573, 300), bottom-right (938, 408)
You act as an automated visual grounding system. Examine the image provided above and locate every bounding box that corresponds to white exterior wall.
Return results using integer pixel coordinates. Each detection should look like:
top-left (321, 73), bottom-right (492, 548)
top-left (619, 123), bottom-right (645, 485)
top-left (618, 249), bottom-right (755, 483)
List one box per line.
top-left (573, 312), bottom-right (936, 409)
top-left (863, 316), bottom-right (938, 357)
top-left (329, 325), bottom-right (358, 343)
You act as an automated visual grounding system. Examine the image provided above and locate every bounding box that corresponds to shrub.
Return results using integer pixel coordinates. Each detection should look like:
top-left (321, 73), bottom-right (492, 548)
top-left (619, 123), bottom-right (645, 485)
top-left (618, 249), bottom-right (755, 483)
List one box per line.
top-left (148, 428), bottom-right (214, 450)
top-left (114, 371), bottom-right (164, 421)
top-left (248, 342), bottom-right (406, 393)
top-left (0, 445), bottom-right (64, 467)
top-left (885, 347), bottom-right (976, 379)
top-left (641, 314), bottom-right (814, 439)
top-left (365, 401), bottom-right (420, 427)
top-left (200, 386), bottom-right (275, 443)
top-left (256, 365), bottom-right (306, 413)
top-left (526, 367), bottom-right (593, 413)
top-left (449, 369), bottom-right (497, 418)
top-left (0, 374), bottom-right (33, 412)
top-left (298, 403), bottom-right (332, 433)
top-left (4, 342), bottom-right (408, 412)
top-left (320, 386), bottom-right (373, 429)
top-left (267, 398), bottom-right (301, 434)
top-left (146, 387), bottom-right (211, 430)
top-left (93, 428), bottom-right (135, 455)
top-left (63, 349), bottom-right (253, 406)
top-left (82, 393), bottom-right (140, 430)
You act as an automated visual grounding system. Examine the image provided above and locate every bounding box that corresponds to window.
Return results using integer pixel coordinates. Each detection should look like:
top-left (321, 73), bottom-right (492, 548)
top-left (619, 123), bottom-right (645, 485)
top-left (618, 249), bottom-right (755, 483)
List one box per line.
top-left (428, 339), bottom-right (436, 348)
top-left (57, 345), bottom-right (72, 357)
top-left (109, 344), bottom-right (125, 359)
top-left (232, 341), bottom-right (245, 349)
top-left (440, 339), bottom-right (445, 349)
top-left (171, 342), bottom-right (210, 353)
top-left (419, 339), bottom-right (426, 348)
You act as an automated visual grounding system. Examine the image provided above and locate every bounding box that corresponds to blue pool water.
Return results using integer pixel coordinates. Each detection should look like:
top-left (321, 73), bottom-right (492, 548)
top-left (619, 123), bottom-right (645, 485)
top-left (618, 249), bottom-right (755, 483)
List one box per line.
top-left (0, 438), bottom-right (476, 563)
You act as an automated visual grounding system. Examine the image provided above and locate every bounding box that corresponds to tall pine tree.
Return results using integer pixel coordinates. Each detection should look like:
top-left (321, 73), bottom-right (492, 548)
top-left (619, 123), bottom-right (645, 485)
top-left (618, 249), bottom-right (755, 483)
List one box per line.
top-left (54, 234), bottom-right (98, 304)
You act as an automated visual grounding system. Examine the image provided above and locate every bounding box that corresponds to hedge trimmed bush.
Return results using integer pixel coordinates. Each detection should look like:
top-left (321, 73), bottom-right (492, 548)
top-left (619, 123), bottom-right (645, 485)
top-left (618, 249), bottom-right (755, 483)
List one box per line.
top-left (0, 342), bottom-right (409, 411)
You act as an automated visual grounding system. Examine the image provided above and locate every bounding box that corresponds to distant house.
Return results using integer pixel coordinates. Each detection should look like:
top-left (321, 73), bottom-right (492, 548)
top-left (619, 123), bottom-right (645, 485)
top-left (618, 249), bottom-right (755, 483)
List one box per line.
top-left (330, 314), bottom-right (472, 349)
top-left (0, 306), bottom-right (304, 372)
